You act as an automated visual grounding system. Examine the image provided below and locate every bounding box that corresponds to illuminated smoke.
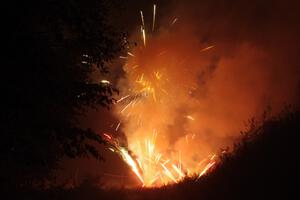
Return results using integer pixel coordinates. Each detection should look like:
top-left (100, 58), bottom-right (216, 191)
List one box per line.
top-left (104, 0), bottom-right (300, 187)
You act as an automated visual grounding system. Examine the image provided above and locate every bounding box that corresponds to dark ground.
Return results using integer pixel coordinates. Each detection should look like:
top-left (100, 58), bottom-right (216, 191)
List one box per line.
top-left (4, 109), bottom-right (298, 200)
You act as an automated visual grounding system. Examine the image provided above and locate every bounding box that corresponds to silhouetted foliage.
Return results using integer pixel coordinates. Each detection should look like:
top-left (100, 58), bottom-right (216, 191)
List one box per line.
top-left (2, 0), bottom-right (123, 188)
top-left (4, 109), bottom-right (299, 199)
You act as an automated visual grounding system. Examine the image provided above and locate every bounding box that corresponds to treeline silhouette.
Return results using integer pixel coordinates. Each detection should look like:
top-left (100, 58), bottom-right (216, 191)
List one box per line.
top-left (5, 108), bottom-right (298, 199)
top-left (1, 0), bottom-right (123, 189)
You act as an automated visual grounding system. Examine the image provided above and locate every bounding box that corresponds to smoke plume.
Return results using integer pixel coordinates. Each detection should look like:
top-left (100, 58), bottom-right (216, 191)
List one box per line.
top-left (112, 0), bottom-right (300, 186)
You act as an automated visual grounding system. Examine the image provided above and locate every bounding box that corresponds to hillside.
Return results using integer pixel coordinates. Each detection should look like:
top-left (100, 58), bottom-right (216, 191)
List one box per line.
top-left (5, 109), bottom-right (298, 199)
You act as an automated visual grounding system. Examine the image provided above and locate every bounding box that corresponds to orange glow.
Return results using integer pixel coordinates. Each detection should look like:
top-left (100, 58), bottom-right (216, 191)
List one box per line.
top-left (106, 2), bottom-right (299, 187)
top-left (105, 5), bottom-right (220, 187)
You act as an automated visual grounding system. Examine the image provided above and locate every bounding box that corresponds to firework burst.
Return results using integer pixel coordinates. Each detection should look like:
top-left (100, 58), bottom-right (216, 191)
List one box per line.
top-left (104, 4), bottom-right (217, 187)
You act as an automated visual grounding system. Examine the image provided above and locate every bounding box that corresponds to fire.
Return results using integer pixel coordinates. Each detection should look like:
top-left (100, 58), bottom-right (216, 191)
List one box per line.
top-left (105, 4), bottom-right (218, 187)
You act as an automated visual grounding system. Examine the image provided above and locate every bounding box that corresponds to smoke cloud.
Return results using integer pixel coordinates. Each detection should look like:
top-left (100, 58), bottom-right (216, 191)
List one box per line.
top-left (60, 0), bottom-right (300, 188)
top-left (112, 0), bottom-right (300, 186)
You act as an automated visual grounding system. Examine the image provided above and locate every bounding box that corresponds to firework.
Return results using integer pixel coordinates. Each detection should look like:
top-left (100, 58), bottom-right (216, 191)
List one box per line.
top-left (105, 4), bottom-right (218, 187)
top-left (103, 131), bottom-right (217, 187)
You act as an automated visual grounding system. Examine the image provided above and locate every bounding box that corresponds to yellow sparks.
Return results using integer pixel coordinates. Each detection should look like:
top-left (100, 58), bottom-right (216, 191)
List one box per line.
top-left (107, 5), bottom-right (219, 187)
top-left (120, 148), bottom-right (144, 184)
top-left (115, 122), bottom-right (121, 131)
top-left (100, 80), bottom-right (110, 84)
top-left (162, 159), bottom-right (170, 165)
top-left (200, 45), bottom-right (215, 52)
top-left (141, 27), bottom-right (146, 46)
top-left (140, 10), bottom-right (145, 28)
top-left (154, 153), bottom-right (162, 164)
top-left (103, 133), bottom-right (112, 140)
top-left (127, 52), bottom-right (135, 57)
top-left (105, 133), bottom-right (218, 187)
top-left (148, 176), bottom-right (159, 186)
top-left (152, 4), bottom-right (156, 31)
top-left (186, 115), bottom-right (195, 121)
top-left (171, 18), bottom-right (178, 25)
top-left (172, 164), bottom-right (184, 178)
top-left (161, 163), bottom-right (177, 183)
top-left (121, 101), bottom-right (133, 113)
top-left (197, 161), bottom-right (216, 180)
top-left (117, 95), bottom-right (130, 103)
top-left (210, 154), bottom-right (216, 161)
top-left (136, 158), bottom-right (143, 170)
top-left (119, 56), bottom-right (128, 59)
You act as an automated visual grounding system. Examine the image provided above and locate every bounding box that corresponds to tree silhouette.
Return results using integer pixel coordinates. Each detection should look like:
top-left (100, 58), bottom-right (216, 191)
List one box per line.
top-left (2, 0), bottom-right (123, 188)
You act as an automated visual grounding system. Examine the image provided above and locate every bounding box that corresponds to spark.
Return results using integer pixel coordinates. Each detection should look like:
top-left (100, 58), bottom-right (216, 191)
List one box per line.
top-left (120, 148), bottom-right (144, 184)
top-left (197, 161), bottom-right (216, 180)
top-left (115, 122), bottom-right (121, 131)
top-left (161, 163), bottom-right (177, 183)
top-left (200, 45), bottom-right (215, 52)
top-left (140, 10), bottom-right (145, 28)
top-left (171, 18), bottom-right (178, 25)
top-left (119, 56), bottom-right (128, 59)
top-left (108, 147), bottom-right (115, 152)
top-left (172, 164), bottom-right (184, 178)
top-left (117, 95), bottom-right (130, 103)
top-left (149, 176), bottom-right (159, 186)
top-left (210, 154), bottom-right (216, 161)
top-left (103, 133), bottom-right (112, 140)
top-left (127, 52), bottom-right (135, 57)
top-left (154, 153), bottom-right (162, 164)
top-left (100, 80), bottom-right (110, 84)
top-left (141, 27), bottom-right (146, 47)
top-left (121, 101), bottom-right (133, 113)
top-left (152, 4), bottom-right (156, 31)
top-left (162, 159), bottom-right (170, 165)
top-left (106, 131), bottom-right (218, 186)
top-left (186, 115), bottom-right (195, 121)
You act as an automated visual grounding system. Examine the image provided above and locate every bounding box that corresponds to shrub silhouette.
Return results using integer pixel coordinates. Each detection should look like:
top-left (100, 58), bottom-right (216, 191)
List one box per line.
top-left (6, 109), bottom-right (298, 199)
